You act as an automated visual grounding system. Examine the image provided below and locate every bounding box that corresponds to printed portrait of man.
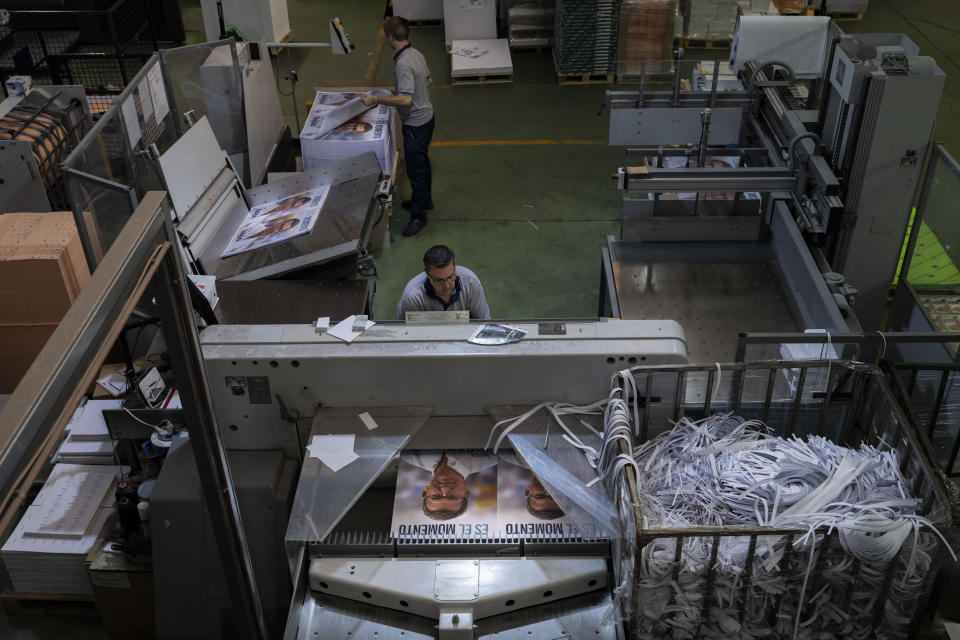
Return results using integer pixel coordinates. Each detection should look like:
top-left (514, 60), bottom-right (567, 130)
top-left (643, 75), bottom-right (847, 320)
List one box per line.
top-left (400, 451), bottom-right (497, 521)
top-left (334, 120), bottom-right (373, 135)
top-left (525, 474), bottom-right (565, 520)
top-left (256, 193), bottom-right (312, 217)
top-left (247, 217), bottom-right (299, 239)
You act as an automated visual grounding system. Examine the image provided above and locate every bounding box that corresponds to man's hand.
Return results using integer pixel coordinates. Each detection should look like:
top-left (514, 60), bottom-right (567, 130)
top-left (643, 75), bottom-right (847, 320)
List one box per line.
top-left (361, 93), bottom-right (377, 107)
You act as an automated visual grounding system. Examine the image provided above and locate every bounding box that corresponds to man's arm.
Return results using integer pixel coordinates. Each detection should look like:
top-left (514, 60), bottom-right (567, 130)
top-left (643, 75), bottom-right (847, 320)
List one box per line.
top-left (364, 62), bottom-right (416, 107)
top-left (366, 93), bottom-right (412, 108)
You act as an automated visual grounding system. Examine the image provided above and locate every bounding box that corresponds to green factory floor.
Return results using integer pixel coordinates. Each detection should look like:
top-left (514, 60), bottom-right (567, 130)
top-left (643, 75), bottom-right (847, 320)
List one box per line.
top-left (2, 0), bottom-right (960, 638)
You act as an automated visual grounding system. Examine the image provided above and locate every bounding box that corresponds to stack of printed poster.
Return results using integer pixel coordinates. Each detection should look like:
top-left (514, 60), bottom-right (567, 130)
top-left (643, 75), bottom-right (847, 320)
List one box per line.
top-left (1, 464), bottom-right (118, 594)
top-left (300, 90), bottom-right (395, 176)
top-left (391, 450), bottom-right (608, 539)
top-left (220, 187), bottom-right (330, 258)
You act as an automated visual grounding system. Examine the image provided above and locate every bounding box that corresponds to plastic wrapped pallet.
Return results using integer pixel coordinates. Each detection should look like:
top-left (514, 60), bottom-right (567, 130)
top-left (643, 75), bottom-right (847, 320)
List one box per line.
top-left (676, 0), bottom-right (739, 43)
top-left (617, 0), bottom-right (676, 77)
top-left (554, 0), bottom-right (622, 75)
top-left (508, 0), bottom-right (555, 47)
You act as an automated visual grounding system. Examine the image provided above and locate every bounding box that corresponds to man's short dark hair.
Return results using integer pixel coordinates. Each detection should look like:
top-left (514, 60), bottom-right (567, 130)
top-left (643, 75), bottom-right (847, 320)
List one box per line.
top-left (422, 496), bottom-right (468, 520)
top-left (526, 497), bottom-right (564, 520)
top-left (383, 16), bottom-right (410, 42)
top-left (423, 245), bottom-right (454, 270)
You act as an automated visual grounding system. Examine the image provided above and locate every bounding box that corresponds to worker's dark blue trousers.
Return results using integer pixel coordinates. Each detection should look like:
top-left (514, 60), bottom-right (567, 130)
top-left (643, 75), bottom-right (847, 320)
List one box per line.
top-left (402, 116), bottom-right (435, 221)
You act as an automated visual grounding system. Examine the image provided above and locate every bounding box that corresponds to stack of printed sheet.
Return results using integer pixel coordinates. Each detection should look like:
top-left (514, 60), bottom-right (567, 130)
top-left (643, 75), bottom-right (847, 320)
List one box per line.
top-left (55, 399), bottom-right (120, 465)
top-left (554, 0), bottom-right (621, 74)
top-left (2, 464), bottom-right (118, 593)
top-left (300, 90), bottom-right (394, 175)
top-left (450, 39), bottom-right (514, 77)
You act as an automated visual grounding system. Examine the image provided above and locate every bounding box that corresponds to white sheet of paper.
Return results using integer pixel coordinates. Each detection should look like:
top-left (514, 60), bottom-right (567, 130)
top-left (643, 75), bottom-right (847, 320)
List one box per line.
top-left (320, 451), bottom-right (360, 472)
top-left (97, 372), bottom-right (128, 396)
top-left (121, 97), bottom-right (141, 149)
top-left (138, 76), bottom-right (154, 123)
top-left (147, 63), bottom-right (170, 123)
top-left (305, 434), bottom-right (359, 472)
top-left (327, 315), bottom-right (375, 343)
top-left (358, 412), bottom-right (378, 430)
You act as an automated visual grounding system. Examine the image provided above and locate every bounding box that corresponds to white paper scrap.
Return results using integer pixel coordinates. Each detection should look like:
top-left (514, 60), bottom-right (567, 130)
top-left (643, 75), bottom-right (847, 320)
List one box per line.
top-left (137, 76), bottom-right (153, 123)
top-left (121, 96), bottom-right (141, 149)
top-left (305, 434), bottom-right (359, 472)
top-left (97, 372), bottom-right (128, 396)
top-left (327, 315), bottom-right (375, 343)
top-left (147, 63), bottom-right (169, 122)
top-left (319, 451), bottom-right (360, 472)
top-left (358, 412), bottom-right (378, 431)
top-left (315, 317), bottom-right (330, 334)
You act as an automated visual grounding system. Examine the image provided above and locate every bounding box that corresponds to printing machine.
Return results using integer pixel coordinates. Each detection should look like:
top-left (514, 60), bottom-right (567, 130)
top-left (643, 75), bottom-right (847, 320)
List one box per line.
top-left (602, 18), bottom-right (946, 346)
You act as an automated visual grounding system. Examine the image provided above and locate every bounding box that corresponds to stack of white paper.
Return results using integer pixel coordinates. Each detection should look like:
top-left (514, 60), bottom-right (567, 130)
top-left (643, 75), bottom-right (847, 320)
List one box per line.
top-left (451, 39), bottom-right (514, 76)
top-left (56, 399), bottom-right (119, 465)
top-left (2, 464), bottom-right (119, 594)
top-left (443, 0), bottom-right (497, 46)
top-left (300, 91), bottom-right (395, 175)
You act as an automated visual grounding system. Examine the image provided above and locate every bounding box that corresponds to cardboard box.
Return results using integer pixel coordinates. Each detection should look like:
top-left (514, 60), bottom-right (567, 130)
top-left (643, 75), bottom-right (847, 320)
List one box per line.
top-left (0, 212), bottom-right (91, 393)
top-left (4, 75), bottom-right (32, 97)
top-left (0, 212), bottom-right (91, 325)
top-left (0, 324), bottom-right (57, 393)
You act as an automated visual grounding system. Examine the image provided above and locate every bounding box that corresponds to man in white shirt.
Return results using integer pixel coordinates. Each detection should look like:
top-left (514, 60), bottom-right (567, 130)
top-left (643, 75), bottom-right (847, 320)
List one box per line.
top-left (401, 450), bottom-right (497, 520)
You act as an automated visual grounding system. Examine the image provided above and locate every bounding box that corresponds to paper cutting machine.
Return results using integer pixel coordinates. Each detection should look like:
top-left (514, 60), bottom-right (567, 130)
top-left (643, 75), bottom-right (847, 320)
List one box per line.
top-left (194, 319), bottom-right (689, 639)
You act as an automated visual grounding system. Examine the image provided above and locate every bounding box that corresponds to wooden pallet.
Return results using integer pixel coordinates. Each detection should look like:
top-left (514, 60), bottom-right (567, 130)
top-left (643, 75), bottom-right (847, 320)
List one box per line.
top-left (451, 72), bottom-right (514, 86)
top-left (826, 10), bottom-right (864, 20)
top-left (557, 71), bottom-right (614, 85)
top-left (509, 44), bottom-right (550, 55)
top-left (801, 6), bottom-right (865, 20)
top-left (0, 589), bottom-right (98, 616)
top-left (674, 37), bottom-right (732, 50)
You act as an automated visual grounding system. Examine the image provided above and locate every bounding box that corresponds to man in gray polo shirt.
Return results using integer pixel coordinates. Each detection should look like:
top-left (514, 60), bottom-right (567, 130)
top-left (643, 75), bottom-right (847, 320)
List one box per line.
top-left (398, 245), bottom-right (491, 320)
top-left (363, 16), bottom-right (435, 237)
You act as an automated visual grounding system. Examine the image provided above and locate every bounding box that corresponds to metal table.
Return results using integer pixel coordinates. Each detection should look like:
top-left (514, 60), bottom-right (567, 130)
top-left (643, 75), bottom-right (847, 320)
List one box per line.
top-left (214, 279), bottom-right (373, 324)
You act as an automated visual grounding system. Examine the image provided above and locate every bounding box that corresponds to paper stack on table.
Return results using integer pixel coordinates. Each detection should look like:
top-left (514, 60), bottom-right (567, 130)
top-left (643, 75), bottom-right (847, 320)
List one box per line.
top-left (1, 464), bottom-right (119, 594)
top-left (300, 91), bottom-right (395, 175)
top-left (450, 39), bottom-right (514, 76)
top-left (55, 399), bottom-right (120, 465)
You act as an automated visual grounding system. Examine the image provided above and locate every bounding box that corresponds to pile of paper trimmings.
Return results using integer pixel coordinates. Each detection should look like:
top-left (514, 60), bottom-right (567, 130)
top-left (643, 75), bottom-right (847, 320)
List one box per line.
top-left (630, 414), bottom-right (952, 639)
